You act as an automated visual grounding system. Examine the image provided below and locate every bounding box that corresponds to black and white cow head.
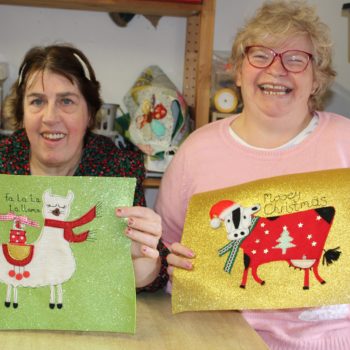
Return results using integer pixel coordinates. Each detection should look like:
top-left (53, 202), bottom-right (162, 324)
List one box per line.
top-left (210, 200), bottom-right (261, 241)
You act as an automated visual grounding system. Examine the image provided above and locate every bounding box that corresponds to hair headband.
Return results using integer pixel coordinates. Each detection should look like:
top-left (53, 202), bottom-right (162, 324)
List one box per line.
top-left (17, 51), bottom-right (91, 86)
top-left (73, 53), bottom-right (91, 81)
top-left (18, 63), bottom-right (27, 86)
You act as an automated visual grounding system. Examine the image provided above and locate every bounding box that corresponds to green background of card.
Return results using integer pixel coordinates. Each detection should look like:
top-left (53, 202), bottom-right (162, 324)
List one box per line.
top-left (0, 174), bottom-right (136, 333)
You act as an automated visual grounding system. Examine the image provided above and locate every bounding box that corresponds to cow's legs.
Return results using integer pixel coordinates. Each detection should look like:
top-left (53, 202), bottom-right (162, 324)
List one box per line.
top-left (252, 266), bottom-right (265, 285)
top-left (240, 266), bottom-right (265, 287)
top-left (240, 268), bottom-right (249, 288)
top-left (240, 254), bottom-right (252, 288)
top-left (312, 262), bottom-right (326, 285)
top-left (303, 268), bottom-right (310, 290)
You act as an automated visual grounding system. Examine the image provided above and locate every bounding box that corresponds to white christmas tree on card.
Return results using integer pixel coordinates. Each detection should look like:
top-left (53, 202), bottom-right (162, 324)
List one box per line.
top-left (273, 226), bottom-right (296, 254)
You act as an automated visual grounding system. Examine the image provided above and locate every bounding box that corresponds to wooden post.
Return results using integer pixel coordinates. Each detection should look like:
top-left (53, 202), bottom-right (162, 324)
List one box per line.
top-left (343, 3), bottom-right (350, 62)
top-left (183, 0), bottom-right (216, 129)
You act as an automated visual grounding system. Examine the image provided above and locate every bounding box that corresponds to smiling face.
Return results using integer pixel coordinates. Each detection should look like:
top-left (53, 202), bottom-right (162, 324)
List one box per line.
top-left (236, 35), bottom-right (318, 121)
top-left (23, 70), bottom-right (89, 175)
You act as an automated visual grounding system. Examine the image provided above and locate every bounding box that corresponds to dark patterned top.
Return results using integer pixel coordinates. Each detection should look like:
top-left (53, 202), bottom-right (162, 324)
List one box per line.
top-left (0, 129), bottom-right (145, 205)
top-left (0, 129), bottom-right (169, 291)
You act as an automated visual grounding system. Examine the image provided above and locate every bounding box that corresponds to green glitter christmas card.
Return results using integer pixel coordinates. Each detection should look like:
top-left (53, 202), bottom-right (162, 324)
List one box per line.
top-left (0, 174), bottom-right (136, 333)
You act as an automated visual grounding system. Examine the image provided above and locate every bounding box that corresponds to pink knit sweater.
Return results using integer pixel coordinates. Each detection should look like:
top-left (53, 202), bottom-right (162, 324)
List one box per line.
top-left (155, 111), bottom-right (350, 350)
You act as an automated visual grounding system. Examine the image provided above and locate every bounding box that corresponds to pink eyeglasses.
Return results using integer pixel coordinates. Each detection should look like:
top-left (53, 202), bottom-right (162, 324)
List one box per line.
top-left (245, 45), bottom-right (313, 73)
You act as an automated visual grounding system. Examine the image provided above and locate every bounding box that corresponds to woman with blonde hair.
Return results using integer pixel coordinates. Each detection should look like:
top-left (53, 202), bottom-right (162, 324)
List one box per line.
top-left (156, 1), bottom-right (350, 348)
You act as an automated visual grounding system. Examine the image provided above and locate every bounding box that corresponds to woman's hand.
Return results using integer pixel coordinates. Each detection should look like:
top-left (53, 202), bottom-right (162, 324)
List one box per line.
top-left (116, 206), bottom-right (162, 287)
top-left (167, 242), bottom-right (195, 282)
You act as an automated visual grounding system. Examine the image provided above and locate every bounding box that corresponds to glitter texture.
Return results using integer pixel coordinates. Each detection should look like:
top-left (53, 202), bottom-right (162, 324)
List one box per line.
top-left (172, 169), bottom-right (350, 313)
top-left (0, 175), bottom-right (136, 333)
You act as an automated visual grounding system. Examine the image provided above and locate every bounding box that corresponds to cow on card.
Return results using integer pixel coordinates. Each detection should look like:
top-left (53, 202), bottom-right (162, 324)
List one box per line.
top-left (209, 200), bottom-right (340, 290)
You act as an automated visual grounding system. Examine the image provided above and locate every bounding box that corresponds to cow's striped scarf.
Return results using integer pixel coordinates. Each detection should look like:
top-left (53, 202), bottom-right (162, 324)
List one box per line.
top-left (218, 217), bottom-right (259, 273)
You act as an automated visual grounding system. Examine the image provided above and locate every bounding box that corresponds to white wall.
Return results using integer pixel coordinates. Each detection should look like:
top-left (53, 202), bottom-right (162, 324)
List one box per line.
top-left (0, 0), bottom-right (349, 113)
top-left (0, 5), bottom-right (186, 106)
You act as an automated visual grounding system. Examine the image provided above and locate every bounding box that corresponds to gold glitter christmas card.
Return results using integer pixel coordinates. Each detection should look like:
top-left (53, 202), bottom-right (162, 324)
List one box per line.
top-left (0, 174), bottom-right (136, 333)
top-left (172, 169), bottom-right (350, 313)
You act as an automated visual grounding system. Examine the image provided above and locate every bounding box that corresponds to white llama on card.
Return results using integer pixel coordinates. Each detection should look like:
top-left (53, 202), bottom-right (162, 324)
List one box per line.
top-left (0, 189), bottom-right (96, 309)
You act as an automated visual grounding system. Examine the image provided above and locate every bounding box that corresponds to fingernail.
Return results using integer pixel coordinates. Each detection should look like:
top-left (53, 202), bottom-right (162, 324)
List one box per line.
top-left (187, 250), bottom-right (195, 258)
top-left (185, 261), bottom-right (193, 269)
top-left (116, 208), bottom-right (122, 216)
top-left (142, 246), bottom-right (148, 254)
top-left (128, 218), bottom-right (134, 226)
top-left (125, 227), bottom-right (132, 235)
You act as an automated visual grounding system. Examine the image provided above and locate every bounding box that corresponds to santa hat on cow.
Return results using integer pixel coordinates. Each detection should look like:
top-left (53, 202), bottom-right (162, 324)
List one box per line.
top-left (209, 200), bottom-right (239, 229)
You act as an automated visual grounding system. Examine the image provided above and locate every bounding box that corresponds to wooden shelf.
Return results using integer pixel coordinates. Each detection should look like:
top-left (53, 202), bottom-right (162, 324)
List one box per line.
top-left (0, 0), bottom-right (216, 186)
top-left (0, 0), bottom-right (202, 17)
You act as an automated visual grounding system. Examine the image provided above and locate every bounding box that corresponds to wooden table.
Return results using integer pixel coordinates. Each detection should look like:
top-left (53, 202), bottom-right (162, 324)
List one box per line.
top-left (0, 291), bottom-right (269, 350)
